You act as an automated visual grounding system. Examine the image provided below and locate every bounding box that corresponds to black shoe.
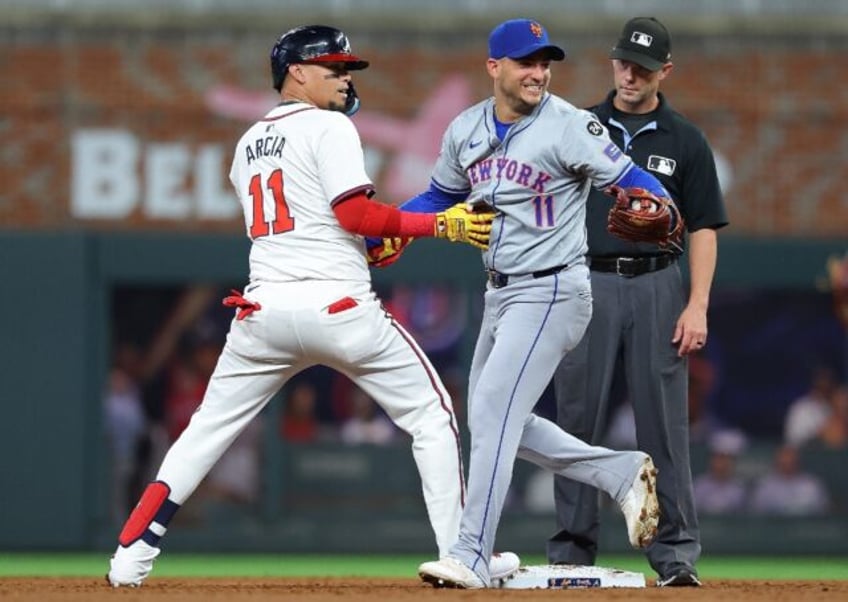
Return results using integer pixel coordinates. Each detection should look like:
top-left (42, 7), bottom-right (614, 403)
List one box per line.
top-left (656, 567), bottom-right (701, 587)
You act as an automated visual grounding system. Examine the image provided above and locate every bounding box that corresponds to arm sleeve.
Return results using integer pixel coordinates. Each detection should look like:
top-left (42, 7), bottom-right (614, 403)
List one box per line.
top-left (363, 182), bottom-right (464, 250)
top-left (613, 163), bottom-right (671, 199)
top-left (400, 181), bottom-right (467, 213)
top-left (333, 192), bottom-right (436, 237)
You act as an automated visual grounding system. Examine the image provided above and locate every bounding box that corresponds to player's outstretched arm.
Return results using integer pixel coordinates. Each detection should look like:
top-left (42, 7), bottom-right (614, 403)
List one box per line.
top-left (334, 192), bottom-right (494, 251)
top-left (607, 163), bottom-right (669, 202)
top-left (364, 182), bottom-right (470, 266)
top-left (399, 181), bottom-right (468, 213)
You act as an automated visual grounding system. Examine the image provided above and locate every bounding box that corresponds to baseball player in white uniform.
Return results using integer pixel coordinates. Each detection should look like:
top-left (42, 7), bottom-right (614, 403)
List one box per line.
top-left (106, 24), bottom-right (519, 587)
top-left (394, 20), bottom-right (670, 588)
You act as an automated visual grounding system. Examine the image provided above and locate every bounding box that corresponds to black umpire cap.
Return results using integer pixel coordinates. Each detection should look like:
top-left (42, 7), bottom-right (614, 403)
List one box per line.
top-left (609, 17), bottom-right (671, 72)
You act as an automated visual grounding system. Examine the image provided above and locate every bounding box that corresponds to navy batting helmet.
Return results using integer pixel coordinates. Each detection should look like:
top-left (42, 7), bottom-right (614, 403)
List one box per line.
top-left (270, 25), bottom-right (369, 92)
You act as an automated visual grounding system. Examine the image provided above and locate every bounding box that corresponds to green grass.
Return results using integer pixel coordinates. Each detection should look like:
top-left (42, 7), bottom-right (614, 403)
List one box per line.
top-left (1, 554), bottom-right (847, 580)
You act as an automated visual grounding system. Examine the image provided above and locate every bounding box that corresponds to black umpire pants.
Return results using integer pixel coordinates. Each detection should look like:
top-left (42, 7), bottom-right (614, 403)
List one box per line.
top-left (547, 260), bottom-right (701, 579)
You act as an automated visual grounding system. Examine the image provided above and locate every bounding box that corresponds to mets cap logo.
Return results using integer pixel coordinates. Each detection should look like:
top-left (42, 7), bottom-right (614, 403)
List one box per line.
top-left (530, 22), bottom-right (543, 38)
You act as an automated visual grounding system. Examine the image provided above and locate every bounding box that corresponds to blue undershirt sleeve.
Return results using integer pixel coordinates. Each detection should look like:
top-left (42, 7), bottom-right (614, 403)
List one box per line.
top-left (399, 182), bottom-right (467, 213)
top-left (613, 164), bottom-right (670, 199)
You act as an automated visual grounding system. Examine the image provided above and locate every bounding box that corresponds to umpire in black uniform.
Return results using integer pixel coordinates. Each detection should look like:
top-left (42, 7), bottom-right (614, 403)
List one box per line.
top-left (547, 17), bottom-right (728, 586)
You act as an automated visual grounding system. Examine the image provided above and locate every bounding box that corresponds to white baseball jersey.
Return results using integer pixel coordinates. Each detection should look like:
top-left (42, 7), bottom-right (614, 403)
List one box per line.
top-left (119, 101), bottom-right (467, 564)
top-left (431, 93), bottom-right (632, 275)
top-left (229, 102), bottom-right (373, 283)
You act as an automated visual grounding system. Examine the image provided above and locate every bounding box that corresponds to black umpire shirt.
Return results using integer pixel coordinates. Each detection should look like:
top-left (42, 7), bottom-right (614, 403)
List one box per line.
top-left (586, 91), bottom-right (729, 258)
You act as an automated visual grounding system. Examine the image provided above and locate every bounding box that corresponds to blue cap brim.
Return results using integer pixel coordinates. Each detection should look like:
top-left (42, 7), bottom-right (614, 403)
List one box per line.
top-left (504, 43), bottom-right (565, 61)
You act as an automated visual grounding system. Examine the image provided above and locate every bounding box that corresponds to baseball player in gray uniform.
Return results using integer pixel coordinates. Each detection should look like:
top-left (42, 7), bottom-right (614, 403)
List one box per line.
top-left (391, 19), bottom-right (678, 589)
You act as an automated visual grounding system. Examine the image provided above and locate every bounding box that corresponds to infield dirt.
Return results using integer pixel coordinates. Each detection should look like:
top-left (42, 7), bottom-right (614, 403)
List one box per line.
top-left (2, 577), bottom-right (847, 601)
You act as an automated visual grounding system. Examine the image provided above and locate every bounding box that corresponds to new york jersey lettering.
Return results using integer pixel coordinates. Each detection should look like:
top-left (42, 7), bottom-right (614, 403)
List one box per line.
top-left (467, 157), bottom-right (552, 193)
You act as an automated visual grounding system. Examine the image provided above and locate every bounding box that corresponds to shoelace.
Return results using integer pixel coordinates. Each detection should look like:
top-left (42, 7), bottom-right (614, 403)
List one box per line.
top-left (222, 289), bottom-right (262, 320)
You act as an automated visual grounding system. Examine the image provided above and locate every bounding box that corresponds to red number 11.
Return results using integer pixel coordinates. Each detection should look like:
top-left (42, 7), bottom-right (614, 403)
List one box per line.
top-left (248, 169), bottom-right (295, 239)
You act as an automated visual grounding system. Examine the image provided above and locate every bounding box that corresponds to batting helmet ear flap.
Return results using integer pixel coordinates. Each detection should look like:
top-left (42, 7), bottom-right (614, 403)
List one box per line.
top-left (344, 82), bottom-right (361, 116)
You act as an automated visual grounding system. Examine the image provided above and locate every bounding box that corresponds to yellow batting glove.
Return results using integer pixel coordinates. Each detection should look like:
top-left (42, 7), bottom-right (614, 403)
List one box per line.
top-left (367, 236), bottom-right (412, 268)
top-left (435, 202), bottom-right (494, 250)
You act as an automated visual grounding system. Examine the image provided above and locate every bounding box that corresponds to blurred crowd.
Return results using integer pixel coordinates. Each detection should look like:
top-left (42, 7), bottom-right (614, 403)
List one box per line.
top-left (522, 363), bottom-right (847, 518)
top-left (103, 284), bottom-right (848, 522)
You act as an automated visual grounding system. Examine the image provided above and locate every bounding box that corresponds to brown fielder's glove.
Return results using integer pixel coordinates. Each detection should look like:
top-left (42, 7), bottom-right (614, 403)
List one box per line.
top-left (606, 185), bottom-right (684, 249)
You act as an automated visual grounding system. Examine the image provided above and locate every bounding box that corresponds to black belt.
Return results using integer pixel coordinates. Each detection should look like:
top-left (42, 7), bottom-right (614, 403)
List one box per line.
top-left (487, 264), bottom-right (569, 289)
top-left (589, 255), bottom-right (676, 277)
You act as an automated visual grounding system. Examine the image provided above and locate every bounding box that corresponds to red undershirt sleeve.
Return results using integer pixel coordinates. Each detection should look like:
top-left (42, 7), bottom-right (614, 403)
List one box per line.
top-left (333, 192), bottom-right (436, 237)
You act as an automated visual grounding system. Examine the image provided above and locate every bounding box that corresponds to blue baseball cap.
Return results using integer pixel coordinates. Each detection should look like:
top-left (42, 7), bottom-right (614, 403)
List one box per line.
top-left (488, 19), bottom-right (565, 61)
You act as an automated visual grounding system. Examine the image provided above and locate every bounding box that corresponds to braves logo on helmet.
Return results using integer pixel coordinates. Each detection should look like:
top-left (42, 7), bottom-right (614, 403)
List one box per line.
top-left (270, 25), bottom-right (369, 92)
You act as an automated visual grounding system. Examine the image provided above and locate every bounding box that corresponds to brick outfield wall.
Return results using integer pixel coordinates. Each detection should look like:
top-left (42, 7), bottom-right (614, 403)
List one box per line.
top-left (1, 28), bottom-right (846, 236)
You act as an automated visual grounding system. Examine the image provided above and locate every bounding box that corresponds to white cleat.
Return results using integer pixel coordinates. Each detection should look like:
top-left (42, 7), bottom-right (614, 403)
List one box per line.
top-left (419, 556), bottom-right (485, 589)
top-left (620, 455), bottom-right (660, 549)
top-left (489, 551), bottom-right (521, 585)
top-left (106, 540), bottom-right (161, 587)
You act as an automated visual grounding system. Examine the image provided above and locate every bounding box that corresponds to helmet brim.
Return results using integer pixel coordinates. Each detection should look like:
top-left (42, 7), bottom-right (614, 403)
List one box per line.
top-left (305, 54), bottom-right (369, 70)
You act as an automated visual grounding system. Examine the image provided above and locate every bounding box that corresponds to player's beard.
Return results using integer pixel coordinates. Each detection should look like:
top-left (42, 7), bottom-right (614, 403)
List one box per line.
top-left (321, 73), bottom-right (349, 112)
top-left (325, 88), bottom-right (349, 112)
top-left (499, 80), bottom-right (543, 118)
top-left (519, 85), bottom-right (545, 110)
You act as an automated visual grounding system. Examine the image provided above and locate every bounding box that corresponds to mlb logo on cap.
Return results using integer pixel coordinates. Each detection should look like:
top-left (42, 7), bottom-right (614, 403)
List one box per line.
top-left (610, 17), bottom-right (671, 71)
top-left (630, 31), bottom-right (653, 48)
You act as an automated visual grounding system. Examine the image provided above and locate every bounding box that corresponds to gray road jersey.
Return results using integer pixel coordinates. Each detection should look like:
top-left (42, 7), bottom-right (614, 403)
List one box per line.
top-left (432, 93), bottom-right (632, 275)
